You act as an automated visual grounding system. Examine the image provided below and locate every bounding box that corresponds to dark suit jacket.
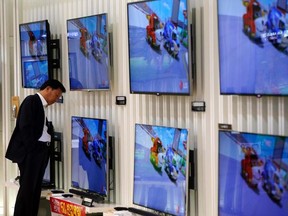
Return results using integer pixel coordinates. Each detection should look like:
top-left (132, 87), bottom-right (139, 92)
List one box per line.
top-left (5, 94), bottom-right (45, 163)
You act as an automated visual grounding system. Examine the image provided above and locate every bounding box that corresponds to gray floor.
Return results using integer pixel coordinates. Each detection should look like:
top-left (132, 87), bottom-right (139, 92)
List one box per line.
top-left (38, 198), bottom-right (51, 216)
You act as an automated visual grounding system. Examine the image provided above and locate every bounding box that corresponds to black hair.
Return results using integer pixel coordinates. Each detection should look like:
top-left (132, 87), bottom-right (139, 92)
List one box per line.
top-left (40, 79), bottom-right (66, 93)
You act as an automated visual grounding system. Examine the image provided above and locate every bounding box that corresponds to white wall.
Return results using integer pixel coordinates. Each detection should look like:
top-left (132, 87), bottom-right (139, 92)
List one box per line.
top-left (2, 0), bottom-right (288, 216)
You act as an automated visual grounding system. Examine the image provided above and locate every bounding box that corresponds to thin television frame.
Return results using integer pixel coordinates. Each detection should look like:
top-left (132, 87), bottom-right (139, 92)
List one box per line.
top-left (67, 13), bottom-right (111, 91)
top-left (70, 116), bottom-right (109, 200)
top-left (132, 123), bottom-right (190, 216)
top-left (127, 0), bottom-right (192, 96)
top-left (19, 19), bottom-right (52, 89)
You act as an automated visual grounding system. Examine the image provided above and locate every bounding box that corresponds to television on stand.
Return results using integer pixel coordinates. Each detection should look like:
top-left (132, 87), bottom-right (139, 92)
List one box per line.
top-left (127, 0), bottom-right (191, 95)
top-left (19, 20), bottom-right (52, 89)
top-left (70, 116), bottom-right (109, 206)
top-left (218, 129), bottom-right (288, 216)
top-left (131, 123), bottom-right (189, 216)
top-left (218, 0), bottom-right (288, 96)
top-left (67, 13), bottom-right (111, 91)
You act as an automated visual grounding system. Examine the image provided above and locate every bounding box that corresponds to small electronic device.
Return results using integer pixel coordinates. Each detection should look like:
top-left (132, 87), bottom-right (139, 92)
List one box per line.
top-left (191, 101), bottom-right (205, 112)
top-left (115, 96), bottom-right (126, 105)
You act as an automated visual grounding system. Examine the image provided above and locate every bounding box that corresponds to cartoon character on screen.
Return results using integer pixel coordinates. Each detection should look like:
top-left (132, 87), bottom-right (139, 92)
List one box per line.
top-left (92, 135), bottom-right (103, 167)
top-left (179, 9), bottom-right (188, 48)
top-left (164, 147), bottom-right (179, 181)
top-left (90, 32), bottom-right (103, 62)
top-left (146, 13), bottom-right (163, 50)
top-left (241, 145), bottom-right (259, 187)
top-left (262, 159), bottom-right (284, 202)
top-left (163, 20), bottom-right (180, 59)
top-left (80, 27), bottom-right (90, 57)
top-left (150, 137), bottom-right (165, 171)
top-left (92, 134), bottom-right (105, 167)
top-left (82, 127), bottom-right (92, 159)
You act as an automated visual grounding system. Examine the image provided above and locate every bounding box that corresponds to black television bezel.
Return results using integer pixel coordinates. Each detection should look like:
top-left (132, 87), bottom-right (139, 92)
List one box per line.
top-left (218, 129), bottom-right (288, 216)
top-left (19, 19), bottom-right (52, 89)
top-left (70, 115), bottom-right (109, 199)
top-left (132, 123), bottom-right (189, 216)
top-left (216, 1), bottom-right (288, 97)
top-left (127, 0), bottom-right (191, 96)
top-left (66, 13), bottom-right (111, 91)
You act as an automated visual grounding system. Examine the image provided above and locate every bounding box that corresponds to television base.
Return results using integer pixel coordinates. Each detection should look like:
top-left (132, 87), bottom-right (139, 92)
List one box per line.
top-left (69, 188), bottom-right (105, 207)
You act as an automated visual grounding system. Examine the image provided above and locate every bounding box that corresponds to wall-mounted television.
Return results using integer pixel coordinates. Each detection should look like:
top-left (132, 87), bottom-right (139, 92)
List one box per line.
top-left (127, 0), bottom-right (190, 95)
top-left (218, 129), bottom-right (288, 216)
top-left (19, 20), bottom-right (51, 89)
top-left (133, 123), bottom-right (188, 215)
top-left (218, 0), bottom-right (288, 96)
top-left (70, 116), bottom-right (108, 201)
top-left (67, 13), bottom-right (110, 91)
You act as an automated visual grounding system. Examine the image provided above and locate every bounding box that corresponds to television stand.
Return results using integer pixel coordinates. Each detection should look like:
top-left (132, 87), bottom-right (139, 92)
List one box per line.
top-left (69, 188), bottom-right (105, 207)
top-left (128, 207), bottom-right (158, 216)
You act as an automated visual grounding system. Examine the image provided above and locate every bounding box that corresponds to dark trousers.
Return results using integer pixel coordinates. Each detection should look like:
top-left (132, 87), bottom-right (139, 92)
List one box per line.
top-left (13, 142), bottom-right (50, 216)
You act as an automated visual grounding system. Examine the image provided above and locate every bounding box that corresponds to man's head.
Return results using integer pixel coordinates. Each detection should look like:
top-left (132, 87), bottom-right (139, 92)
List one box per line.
top-left (39, 79), bottom-right (66, 105)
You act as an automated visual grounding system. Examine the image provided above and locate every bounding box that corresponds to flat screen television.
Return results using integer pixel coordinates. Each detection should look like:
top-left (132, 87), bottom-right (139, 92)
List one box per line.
top-left (67, 13), bottom-right (110, 90)
top-left (70, 116), bottom-right (108, 201)
top-left (127, 0), bottom-right (190, 95)
top-left (218, 0), bottom-right (288, 96)
top-left (19, 20), bottom-right (51, 89)
top-left (133, 123), bottom-right (188, 216)
top-left (218, 129), bottom-right (288, 216)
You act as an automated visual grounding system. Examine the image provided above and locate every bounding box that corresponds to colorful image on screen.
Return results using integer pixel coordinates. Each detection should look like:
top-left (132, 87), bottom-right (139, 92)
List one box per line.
top-left (133, 124), bottom-right (188, 216)
top-left (218, 130), bottom-right (288, 216)
top-left (71, 116), bottom-right (108, 196)
top-left (218, 0), bottom-right (288, 96)
top-left (67, 14), bottom-right (110, 90)
top-left (127, 0), bottom-right (190, 95)
top-left (20, 20), bottom-right (50, 89)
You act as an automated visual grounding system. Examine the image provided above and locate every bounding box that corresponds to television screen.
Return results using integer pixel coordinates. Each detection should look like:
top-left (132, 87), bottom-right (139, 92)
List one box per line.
top-left (19, 20), bottom-right (51, 89)
top-left (127, 0), bottom-right (190, 95)
top-left (218, 130), bottom-right (288, 216)
top-left (67, 14), bottom-right (110, 90)
top-left (133, 123), bottom-right (188, 216)
top-left (218, 0), bottom-right (288, 96)
top-left (71, 116), bottom-right (108, 197)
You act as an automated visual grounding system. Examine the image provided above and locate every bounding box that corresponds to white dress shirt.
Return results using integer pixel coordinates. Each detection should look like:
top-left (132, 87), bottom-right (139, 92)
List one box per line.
top-left (37, 93), bottom-right (51, 142)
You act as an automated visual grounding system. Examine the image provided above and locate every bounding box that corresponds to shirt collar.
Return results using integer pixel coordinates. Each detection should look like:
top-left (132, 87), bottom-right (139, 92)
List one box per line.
top-left (37, 92), bottom-right (48, 107)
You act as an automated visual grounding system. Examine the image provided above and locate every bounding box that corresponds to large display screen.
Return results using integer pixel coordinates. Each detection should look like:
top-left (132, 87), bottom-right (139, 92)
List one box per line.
top-left (71, 116), bottom-right (108, 197)
top-left (19, 20), bottom-right (51, 89)
top-left (218, 130), bottom-right (288, 216)
top-left (218, 0), bottom-right (288, 96)
top-left (127, 0), bottom-right (190, 95)
top-left (133, 123), bottom-right (188, 216)
top-left (67, 14), bottom-right (110, 90)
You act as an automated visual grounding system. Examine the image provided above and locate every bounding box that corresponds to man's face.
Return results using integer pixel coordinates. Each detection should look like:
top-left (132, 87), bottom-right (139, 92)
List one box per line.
top-left (46, 87), bottom-right (63, 105)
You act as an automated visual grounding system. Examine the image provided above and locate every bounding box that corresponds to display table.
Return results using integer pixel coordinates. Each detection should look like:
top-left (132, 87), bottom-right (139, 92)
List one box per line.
top-left (49, 195), bottom-right (117, 216)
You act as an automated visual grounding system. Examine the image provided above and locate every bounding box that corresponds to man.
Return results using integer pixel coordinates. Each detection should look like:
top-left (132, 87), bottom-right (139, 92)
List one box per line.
top-left (5, 79), bottom-right (66, 216)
